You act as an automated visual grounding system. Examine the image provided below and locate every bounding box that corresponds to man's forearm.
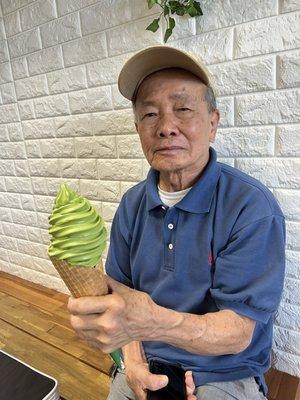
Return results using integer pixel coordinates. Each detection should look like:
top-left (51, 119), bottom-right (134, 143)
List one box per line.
top-left (142, 305), bottom-right (255, 356)
top-left (122, 340), bottom-right (146, 368)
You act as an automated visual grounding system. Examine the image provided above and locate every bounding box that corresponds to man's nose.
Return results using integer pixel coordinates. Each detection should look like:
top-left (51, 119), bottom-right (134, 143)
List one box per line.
top-left (156, 114), bottom-right (179, 138)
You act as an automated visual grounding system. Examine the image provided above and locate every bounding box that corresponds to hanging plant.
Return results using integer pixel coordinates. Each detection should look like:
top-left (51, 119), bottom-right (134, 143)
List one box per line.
top-left (146, 0), bottom-right (203, 43)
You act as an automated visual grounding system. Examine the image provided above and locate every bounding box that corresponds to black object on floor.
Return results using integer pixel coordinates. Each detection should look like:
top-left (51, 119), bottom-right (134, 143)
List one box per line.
top-left (0, 350), bottom-right (59, 400)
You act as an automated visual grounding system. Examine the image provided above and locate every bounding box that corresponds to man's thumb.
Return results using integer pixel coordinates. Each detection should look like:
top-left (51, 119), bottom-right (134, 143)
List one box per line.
top-left (106, 275), bottom-right (128, 294)
top-left (146, 373), bottom-right (169, 391)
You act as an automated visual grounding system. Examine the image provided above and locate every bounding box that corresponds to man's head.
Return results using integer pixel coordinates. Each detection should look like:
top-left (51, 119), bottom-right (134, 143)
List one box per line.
top-left (118, 46), bottom-right (220, 177)
top-left (131, 67), bottom-right (217, 119)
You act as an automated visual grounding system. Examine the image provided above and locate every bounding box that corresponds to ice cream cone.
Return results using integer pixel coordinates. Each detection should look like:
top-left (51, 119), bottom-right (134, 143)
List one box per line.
top-left (51, 256), bottom-right (124, 370)
top-left (50, 257), bottom-right (108, 298)
top-left (48, 183), bottom-right (124, 370)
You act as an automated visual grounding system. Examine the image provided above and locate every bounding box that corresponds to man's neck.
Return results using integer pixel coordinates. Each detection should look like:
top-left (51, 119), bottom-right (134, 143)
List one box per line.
top-left (158, 175), bottom-right (192, 192)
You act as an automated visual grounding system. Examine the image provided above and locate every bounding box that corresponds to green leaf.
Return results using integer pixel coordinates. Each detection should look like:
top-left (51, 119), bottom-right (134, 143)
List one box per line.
top-left (145, 0), bottom-right (204, 42)
top-left (147, 0), bottom-right (157, 9)
top-left (187, 5), bottom-right (198, 17)
top-left (176, 9), bottom-right (185, 16)
top-left (169, 1), bottom-right (180, 13)
top-left (193, 1), bottom-right (203, 15)
top-left (174, 5), bottom-right (185, 16)
top-left (164, 27), bottom-right (173, 43)
top-left (146, 18), bottom-right (160, 32)
top-left (169, 16), bottom-right (175, 30)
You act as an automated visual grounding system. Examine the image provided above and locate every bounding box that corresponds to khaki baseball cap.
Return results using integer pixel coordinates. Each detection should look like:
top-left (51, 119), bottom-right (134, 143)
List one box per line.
top-left (118, 45), bottom-right (212, 102)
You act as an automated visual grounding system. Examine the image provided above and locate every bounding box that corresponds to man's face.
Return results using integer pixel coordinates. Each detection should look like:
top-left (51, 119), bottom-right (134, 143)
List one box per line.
top-left (134, 68), bottom-right (219, 175)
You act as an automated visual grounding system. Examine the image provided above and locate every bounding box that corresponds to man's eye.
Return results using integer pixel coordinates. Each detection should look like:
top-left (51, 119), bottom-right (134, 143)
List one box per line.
top-left (144, 113), bottom-right (156, 118)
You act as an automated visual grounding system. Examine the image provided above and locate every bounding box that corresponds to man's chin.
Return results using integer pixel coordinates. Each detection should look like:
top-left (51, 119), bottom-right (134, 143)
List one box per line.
top-left (151, 160), bottom-right (185, 173)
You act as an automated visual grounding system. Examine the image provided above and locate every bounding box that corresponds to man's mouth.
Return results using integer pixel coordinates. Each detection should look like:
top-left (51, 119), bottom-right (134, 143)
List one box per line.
top-left (156, 146), bottom-right (183, 153)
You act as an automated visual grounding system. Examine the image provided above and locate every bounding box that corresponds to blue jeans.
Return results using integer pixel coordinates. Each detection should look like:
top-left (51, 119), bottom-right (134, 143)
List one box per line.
top-left (107, 371), bottom-right (267, 399)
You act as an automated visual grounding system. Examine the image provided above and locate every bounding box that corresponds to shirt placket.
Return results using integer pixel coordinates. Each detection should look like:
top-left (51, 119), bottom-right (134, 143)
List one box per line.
top-left (163, 206), bottom-right (179, 271)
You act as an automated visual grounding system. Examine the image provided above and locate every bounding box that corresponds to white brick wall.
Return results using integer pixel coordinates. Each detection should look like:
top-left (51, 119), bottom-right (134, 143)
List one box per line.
top-left (0, 0), bottom-right (299, 377)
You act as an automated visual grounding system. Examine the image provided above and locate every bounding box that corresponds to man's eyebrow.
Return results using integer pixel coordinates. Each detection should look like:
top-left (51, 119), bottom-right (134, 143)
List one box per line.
top-left (139, 100), bottom-right (157, 107)
top-left (139, 93), bottom-right (192, 107)
top-left (168, 92), bottom-right (191, 101)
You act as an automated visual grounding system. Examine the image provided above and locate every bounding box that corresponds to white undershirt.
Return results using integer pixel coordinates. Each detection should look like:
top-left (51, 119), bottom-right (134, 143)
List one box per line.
top-left (157, 184), bottom-right (192, 207)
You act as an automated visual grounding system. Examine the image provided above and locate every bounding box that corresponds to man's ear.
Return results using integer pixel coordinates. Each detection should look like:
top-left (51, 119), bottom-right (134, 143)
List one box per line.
top-left (209, 109), bottom-right (220, 143)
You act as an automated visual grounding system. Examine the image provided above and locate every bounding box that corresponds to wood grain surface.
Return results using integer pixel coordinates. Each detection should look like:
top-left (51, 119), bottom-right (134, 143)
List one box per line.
top-left (0, 271), bottom-right (112, 400)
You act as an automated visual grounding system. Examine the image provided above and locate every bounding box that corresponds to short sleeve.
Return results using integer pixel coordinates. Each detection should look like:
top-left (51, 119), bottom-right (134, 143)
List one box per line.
top-left (210, 215), bottom-right (286, 324)
top-left (105, 202), bottom-right (133, 288)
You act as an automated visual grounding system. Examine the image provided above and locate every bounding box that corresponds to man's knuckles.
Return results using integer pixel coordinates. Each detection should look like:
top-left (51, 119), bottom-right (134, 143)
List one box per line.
top-left (97, 319), bottom-right (118, 336)
top-left (70, 314), bottom-right (83, 330)
top-left (108, 294), bottom-right (126, 314)
top-left (67, 297), bottom-right (78, 314)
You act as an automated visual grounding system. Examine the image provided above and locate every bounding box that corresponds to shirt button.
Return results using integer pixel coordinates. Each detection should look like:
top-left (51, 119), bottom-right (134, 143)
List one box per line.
top-left (162, 206), bottom-right (166, 210)
top-left (168, 223), bottom-right (174, 230)
top-left (168, 243), bottom-right (173, 250)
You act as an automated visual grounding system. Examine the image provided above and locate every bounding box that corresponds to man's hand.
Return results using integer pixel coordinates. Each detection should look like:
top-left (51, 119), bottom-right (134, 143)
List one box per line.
top-left (67, 276), bottom-right (158, 353)
top-left (125, 359), bottom-right (168, 400)
top-left (125, 361), bottom-right (196, 400)
top-left (185, 371), bottom-right (197, 400)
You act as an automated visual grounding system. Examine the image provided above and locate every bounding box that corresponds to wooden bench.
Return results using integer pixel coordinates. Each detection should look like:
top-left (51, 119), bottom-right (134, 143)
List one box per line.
top-left (0, 271), bottom-right (298, 400)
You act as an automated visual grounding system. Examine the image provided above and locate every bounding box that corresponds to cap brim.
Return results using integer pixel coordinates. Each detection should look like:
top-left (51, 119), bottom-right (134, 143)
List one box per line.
top-left (118, 45), bottom-right (210, 101)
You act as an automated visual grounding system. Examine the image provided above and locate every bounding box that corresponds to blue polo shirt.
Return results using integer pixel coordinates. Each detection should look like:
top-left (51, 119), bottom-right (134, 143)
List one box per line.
top-left (105, 147), bottom-right (285, 396)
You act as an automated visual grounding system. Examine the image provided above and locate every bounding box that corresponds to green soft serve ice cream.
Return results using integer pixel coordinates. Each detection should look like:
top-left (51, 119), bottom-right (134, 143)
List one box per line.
top-left (48, 183), bottom-right (107, 267)
top-left (48, 183), bottom-right (124, 370)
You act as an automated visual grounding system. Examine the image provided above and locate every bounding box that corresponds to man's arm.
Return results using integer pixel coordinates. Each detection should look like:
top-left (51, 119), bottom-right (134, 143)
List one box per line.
top-left (121, 311), bottom-right (254, 359)
top-left (105, 277), bottom-right (255, 355)
top-left (68, 279), bottom-right (255, 356)
top-left (122, 340), bottom-right (147, 366)
top-left (144, 305), bottom-right (255, 355)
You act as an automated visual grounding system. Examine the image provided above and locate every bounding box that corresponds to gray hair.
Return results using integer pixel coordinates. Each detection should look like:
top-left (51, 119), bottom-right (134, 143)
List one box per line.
top-left (132, 84), bottom-right (217, 122)
top-left (204, 85), bottom-right (217, 114)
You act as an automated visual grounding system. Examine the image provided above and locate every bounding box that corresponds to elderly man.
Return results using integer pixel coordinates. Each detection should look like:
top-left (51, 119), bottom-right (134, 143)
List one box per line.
top-left (68, 46), bottom-right (285, 400)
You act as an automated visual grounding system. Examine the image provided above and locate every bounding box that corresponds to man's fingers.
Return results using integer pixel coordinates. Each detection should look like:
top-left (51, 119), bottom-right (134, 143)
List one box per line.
top-left (145, 373), bottom-right (168, 391)
top-left (67, 294), bottom-right (119, 315)
top-left (185, 370), bottom-right (196, 395)
top-left (70, 313), bottom-right (101, 331)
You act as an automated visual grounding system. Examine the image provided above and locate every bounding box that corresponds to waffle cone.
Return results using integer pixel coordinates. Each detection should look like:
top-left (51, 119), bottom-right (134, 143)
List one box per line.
top-left (50, 257), bottom-right (108, 298)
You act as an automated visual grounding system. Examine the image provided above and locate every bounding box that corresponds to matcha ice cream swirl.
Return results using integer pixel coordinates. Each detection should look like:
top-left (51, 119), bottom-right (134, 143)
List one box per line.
top-left (48, 183), bottom-right (107, 267)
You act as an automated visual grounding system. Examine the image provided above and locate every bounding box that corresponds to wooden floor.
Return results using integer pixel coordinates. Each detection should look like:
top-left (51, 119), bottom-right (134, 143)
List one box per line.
top-left (0, 271), bottom-right (299, 400)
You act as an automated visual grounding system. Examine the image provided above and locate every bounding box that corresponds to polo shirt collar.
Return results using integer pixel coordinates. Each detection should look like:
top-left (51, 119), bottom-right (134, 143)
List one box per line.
top-left (146, 147), bottom-right (221, 214)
